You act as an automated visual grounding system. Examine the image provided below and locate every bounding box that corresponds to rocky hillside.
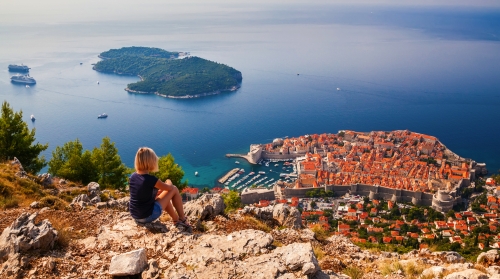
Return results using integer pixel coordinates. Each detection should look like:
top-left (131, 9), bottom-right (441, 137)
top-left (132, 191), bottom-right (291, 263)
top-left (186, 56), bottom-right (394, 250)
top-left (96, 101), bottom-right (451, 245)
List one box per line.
top-left (1, 161), bottom-right (500, 279)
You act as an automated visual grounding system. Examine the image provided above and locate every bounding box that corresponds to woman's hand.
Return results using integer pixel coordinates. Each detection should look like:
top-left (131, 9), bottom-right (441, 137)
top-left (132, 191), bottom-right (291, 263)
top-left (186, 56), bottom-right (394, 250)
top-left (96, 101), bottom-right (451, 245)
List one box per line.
top-left (165, 179), bottom-right (173, 186)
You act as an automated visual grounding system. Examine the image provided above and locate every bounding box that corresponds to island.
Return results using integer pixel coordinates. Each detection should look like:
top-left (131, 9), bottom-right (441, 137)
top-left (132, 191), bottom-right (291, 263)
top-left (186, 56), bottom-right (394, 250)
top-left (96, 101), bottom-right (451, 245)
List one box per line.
top-left (93, 46), bottom-right (242, 98)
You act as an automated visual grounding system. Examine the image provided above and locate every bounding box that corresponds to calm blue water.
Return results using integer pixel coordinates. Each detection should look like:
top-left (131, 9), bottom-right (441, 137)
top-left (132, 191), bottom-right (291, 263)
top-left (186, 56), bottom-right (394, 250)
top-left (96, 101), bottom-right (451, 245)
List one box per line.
top-left (1, 5), bottom-right (499, 187)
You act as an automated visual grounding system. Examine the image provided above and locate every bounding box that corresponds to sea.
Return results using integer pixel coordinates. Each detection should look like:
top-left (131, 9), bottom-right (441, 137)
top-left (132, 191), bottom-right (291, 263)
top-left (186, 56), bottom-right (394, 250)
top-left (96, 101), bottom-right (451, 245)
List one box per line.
top-left (1, 3), bottom-right (499, 188)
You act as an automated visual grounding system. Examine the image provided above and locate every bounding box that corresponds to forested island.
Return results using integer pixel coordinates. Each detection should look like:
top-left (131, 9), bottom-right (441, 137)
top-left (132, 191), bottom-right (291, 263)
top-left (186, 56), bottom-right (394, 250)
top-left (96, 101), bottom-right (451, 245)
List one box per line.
top-left (93, 47), bottom-right (242, 98)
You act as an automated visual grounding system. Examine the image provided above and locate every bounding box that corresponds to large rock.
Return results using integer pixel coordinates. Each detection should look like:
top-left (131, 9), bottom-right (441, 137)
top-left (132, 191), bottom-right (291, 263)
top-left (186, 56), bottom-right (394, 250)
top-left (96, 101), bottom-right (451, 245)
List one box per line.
top-left (477, 249), bottom-right (499, 266)
top-left (431, 251), bottom-right (465, 264)
top-left (184, 194), bottom-right (225, 227)
top-left (0, 212), bottom-right (58, 259)
top-left (443, 269), bottom-right (489, 279)
top-left (37, 173), bottom-right (52, 187)
top-left (242, 203), bottom-right (303, 229)
top-left (71, 194), bottom-right (90, 208)
top-left (275, 242), bottom-right (319, 275)
top-left (109, 248), bottom-right (148, 276)
top-left (272, 203), bottom-right (302, 229)
top-left (87, 182), bottom-right (100, 199)
top-left (422, 266), bottom-right (446, 278)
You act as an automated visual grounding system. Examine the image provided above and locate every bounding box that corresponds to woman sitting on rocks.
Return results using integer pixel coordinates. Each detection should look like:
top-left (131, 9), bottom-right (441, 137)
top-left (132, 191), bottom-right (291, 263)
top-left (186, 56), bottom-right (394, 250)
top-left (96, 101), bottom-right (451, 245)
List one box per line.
top-left (129, 147), bottom-right (192, 232)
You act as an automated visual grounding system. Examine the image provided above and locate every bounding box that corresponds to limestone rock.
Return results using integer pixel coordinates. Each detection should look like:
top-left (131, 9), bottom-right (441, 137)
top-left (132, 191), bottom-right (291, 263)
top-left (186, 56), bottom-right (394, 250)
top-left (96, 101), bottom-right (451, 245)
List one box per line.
top-left (184, 194), bottom-right (225, 227)
top-left (96, 202), bottom-right (108, 209)
top-left (109, 248), bottom-right (148, 276)
top-left (116, 197), bottom-right (130, 210)
top-left (37, 173), bottom-right (52, 187)
top-left (87, 182), bottom-right (100, 198)
top-left (275, 242), bottom-right (319, 275)
top-left (30, 201), bottom-right (40, 209)
top-left (141, 259), bottom-right (159, 279)
top-left (273, 204), bottom-right (302, 229)
top-left (422, 266), bottom-right (446, 278)
top-left (71, 194), bottom-right (90, 207)
top-left (443, 269), bottom-right (489, 279)
top-left (486, 265), bottom-right (500, 276)
top-left (0, 212), bottom-right (58, 259)
top-left (90, 196), bottom-right (101, 204)
top-left (242, 203), bottom-right (303, 229)
top-left (477, 249), bottom-right (499, 266)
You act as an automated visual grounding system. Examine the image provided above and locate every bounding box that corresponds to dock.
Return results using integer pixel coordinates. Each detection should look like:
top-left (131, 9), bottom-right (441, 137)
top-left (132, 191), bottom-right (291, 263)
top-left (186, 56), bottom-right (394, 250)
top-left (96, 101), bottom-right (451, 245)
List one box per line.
top-left (218, 168), bottom-right (240, 184)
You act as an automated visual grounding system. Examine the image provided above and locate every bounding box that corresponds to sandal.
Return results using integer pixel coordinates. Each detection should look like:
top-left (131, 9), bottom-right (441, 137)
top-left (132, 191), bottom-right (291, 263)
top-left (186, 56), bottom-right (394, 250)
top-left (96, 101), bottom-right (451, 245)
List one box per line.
top-left (174, 218), bottom-right (193, 233)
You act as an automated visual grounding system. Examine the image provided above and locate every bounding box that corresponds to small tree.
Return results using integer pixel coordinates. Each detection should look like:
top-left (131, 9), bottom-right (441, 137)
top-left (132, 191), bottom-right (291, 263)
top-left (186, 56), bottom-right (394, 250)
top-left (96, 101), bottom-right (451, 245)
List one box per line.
top-left (92, 137), bottom-right (128, 190)
top-left (222, 190), bottom-right (241, 213)
top-left (153, 153), bottom-right (187, 191)
top-left (48, 139), bottom-right (99, 184)
top-left (0, 101), bottom-right (48, 173)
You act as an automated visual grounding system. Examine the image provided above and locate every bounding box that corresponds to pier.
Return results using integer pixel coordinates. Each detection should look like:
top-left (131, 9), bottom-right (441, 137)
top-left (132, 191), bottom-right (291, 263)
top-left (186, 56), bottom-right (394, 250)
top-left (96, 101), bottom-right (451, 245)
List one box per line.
top-left (218, 168), bottom-right (240, 184)
top-left (225, 153), bottom-right (256, 164)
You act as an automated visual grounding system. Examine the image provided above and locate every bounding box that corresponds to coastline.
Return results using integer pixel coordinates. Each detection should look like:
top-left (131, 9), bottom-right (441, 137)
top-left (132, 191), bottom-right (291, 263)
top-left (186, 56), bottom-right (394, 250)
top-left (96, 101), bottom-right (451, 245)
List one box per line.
top-left (94, 67), bottom-right (240, 99)
top-left (124, 85), bottom-right (240, 99)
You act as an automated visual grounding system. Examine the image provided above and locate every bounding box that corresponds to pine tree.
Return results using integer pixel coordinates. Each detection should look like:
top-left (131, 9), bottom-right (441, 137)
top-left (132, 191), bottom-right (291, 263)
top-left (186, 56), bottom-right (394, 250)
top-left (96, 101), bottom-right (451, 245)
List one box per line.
top-left (154, 153), bottom-right (187, 190)
top-left (92, 137), bottom-right (128, 190)
top-left (48, 139), bottom-right (99, 184)
top-left (0, 101), bottom-right (48, 173)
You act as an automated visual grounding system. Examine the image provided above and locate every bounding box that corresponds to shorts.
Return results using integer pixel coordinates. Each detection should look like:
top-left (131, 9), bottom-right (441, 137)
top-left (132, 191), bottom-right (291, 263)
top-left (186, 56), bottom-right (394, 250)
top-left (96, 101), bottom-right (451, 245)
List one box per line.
top-left (134, 201), bottom-right (162, 224)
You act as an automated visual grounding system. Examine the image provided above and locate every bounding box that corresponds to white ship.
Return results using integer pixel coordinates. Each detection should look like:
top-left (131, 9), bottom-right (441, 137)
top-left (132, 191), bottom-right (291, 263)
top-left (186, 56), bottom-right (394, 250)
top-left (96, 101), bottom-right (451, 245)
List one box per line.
top-left (10, 74), bottom-right (36, 84)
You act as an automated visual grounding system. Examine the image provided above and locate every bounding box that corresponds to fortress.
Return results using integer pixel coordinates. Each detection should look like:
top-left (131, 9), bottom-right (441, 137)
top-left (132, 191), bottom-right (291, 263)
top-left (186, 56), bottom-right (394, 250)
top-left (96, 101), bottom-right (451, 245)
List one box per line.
top-left (233, 130), bottom-right (485, 212)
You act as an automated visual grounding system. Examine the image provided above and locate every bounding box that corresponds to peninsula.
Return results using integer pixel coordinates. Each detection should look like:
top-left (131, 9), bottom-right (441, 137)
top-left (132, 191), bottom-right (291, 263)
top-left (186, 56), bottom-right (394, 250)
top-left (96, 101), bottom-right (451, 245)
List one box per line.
top-left (229, 130), bottom-right (488, 212)
top-left (93, 46), bottom-right (242, 98)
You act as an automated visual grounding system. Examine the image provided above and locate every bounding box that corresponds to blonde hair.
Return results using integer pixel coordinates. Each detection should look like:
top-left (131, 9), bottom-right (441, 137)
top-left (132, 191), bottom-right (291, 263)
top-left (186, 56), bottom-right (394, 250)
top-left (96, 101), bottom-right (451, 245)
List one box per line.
top-left (134, 147), bottom-right (159, 172)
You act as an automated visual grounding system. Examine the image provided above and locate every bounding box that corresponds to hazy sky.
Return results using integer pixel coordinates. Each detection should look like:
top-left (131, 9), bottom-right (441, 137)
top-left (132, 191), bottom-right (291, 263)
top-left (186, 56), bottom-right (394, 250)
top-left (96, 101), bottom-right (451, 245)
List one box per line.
top-left (1, 0), bottom-right (500, 24)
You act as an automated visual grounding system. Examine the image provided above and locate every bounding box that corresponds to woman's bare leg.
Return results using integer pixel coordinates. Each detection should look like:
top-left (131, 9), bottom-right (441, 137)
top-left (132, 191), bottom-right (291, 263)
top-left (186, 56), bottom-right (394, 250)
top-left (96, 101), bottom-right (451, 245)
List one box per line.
top-left (156, 184), bottom-right (186, 222)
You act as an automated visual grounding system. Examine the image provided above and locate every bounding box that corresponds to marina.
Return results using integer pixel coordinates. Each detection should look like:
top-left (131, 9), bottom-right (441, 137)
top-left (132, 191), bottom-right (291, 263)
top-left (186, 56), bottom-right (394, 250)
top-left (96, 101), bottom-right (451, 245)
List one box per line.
top-left (218, 159), bottom-right (298, 191)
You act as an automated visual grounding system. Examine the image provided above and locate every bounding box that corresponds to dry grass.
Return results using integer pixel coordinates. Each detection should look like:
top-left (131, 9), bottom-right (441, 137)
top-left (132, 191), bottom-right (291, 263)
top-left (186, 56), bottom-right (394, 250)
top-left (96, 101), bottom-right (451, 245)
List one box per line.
top-left (39, 196), bottom-right (68, 210)
top-left (44, 216), bottom-right (74, 248)
top-left (310, 224), bottom-right (330, 241)
top-left (343, 265), bottom-right (364, 279)
top-left (313, 244), bottom-right (325, 260)
top-left (379, 259), bottom-right (426, 279)
top-left (0, 162), bottom-right (47, 208)
top-left (241, 215), bottom-right (271, 232)
top-left (474, 264), bottom-right (487, 274)
top-left (273, 240), bottom-right (283, 247)
top-left (403, 261), bottom-right (425, 278)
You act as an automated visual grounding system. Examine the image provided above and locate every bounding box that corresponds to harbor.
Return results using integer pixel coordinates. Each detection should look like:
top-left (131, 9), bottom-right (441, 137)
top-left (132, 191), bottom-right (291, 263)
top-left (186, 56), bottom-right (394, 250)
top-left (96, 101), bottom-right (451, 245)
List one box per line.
top-left (217, 158), bottom-right (298, 192)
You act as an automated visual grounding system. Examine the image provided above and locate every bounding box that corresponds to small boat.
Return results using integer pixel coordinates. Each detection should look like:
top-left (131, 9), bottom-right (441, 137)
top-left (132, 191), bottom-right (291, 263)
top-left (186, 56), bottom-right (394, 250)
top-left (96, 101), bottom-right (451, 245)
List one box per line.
top-left (274, 164), bottom-right (279, 167)
top-left (97, 81), bottom-right (100, 84)
top-left (259, 171), bottom-right (266, 175)
top-left (80, 62), bottom-right (83, 65)
top-left (249, 172), bottom-right (255, 175)
top-left (235, 161), bottom-right (240, 164)
top-left (25, 85), bottom-right (30, 88)
top-left (97, 113), bottom-right (108, 119)
top-left (195, 171), bottom-right (199, 176)
top-left (337, 88), bottom-right (341, 91)
top-left (30, 115), bottom-right (35, 121)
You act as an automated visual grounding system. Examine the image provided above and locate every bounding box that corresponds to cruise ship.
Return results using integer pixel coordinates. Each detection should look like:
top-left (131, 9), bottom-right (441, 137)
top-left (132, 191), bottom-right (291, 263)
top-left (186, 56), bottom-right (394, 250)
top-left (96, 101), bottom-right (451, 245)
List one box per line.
top-left (10, 74), bottom-right (36, 85)
top-left (8, 64), bottom-right (30, 72)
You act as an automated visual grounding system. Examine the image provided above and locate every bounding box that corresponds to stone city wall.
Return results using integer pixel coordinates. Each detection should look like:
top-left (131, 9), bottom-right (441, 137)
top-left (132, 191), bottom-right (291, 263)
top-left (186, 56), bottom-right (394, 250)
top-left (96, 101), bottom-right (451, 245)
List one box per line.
top-left (241, 189), bottom-right (276, 205)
